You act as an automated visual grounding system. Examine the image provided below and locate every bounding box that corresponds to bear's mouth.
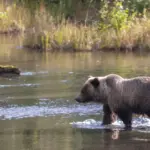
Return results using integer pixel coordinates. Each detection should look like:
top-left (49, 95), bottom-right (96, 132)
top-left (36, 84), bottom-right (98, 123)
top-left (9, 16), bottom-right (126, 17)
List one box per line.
top-left (75, 97), bottom-right (92, 103)
top-left (75, 97), bottom-right (84, 103)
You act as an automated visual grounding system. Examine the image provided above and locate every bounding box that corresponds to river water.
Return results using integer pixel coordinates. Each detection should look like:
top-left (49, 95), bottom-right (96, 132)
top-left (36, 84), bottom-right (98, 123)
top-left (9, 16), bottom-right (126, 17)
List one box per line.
top-left (0, 35), bottom-right (150, 150)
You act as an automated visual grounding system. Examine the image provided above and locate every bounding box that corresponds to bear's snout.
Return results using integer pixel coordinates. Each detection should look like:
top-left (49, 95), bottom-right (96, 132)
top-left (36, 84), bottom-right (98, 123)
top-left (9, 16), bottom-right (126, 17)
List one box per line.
top-left (75, 96), bottom-right (82, 103)
top-left (75, 95), bottom-right (92, 103)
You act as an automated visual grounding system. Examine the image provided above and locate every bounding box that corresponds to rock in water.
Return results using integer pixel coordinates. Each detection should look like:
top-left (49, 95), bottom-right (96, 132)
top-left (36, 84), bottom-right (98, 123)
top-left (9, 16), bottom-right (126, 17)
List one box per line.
top-left (0, 65), bottom-right (20, 76)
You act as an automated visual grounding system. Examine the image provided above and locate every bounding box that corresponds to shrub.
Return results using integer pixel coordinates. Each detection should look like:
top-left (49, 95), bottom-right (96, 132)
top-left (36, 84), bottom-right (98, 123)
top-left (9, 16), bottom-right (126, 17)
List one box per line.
top-left (99, 0), bottom-right (136, 33)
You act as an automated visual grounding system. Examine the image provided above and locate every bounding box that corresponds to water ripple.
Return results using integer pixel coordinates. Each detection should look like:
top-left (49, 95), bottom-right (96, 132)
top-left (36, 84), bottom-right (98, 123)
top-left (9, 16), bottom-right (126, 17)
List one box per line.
top-left (0, 104), bottom-right (101, 120)
top-left (21, 71), bottom-right (48, 76)
top-left (0, 83), bottom-right (40, 88)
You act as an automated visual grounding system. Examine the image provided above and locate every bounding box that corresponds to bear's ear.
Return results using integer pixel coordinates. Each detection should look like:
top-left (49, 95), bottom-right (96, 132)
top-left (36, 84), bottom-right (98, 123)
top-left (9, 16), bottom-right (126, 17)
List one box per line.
top-left (88, 75), bottom-right (93, 78)
top-left (106, 77), bottom-right (114, 87)
top-left (90, 78), bottom-right (99, 88)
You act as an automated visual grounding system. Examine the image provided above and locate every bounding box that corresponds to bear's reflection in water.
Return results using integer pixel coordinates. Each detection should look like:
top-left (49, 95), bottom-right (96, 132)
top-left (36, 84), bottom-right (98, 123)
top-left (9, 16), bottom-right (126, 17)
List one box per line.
top-left (74, 128), bottom-right (150, 150)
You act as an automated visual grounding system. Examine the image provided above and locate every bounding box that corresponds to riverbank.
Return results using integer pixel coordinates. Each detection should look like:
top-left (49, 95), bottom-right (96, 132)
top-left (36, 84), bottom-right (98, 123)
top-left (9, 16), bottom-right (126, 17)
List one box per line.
top-left (0, 1), bottom-right (150, 52)
top-left (24, 18), bottom-right (150, 52)
top-left (22, 20), bottom-right (150, 52)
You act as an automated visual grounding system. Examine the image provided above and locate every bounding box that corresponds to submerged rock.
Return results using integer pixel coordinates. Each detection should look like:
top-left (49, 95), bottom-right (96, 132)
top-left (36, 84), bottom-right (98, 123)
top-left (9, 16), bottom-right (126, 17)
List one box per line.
top-left (0, 65), bottom-right (20, 76)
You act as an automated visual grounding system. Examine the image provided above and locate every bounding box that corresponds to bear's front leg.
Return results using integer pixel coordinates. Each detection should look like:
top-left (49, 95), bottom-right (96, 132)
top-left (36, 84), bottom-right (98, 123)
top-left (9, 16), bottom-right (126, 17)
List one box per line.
top-left (116, 109), bottom-right (132, 129)
top-left (102, 104), bottom-right (116, 125)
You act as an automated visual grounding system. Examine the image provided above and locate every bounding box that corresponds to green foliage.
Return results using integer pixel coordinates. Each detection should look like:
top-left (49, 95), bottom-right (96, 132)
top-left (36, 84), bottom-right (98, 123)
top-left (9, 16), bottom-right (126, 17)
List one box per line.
top-left (0, 11), bottom-right (12, 30)
top-left (14, 0), bottom-right (99, 21)
top-left (0, 11), bottom-right (7, 19)
top-left (125, 0), bottom-right (150, 14)
top-left (99, 0), bottom-right (136, 32)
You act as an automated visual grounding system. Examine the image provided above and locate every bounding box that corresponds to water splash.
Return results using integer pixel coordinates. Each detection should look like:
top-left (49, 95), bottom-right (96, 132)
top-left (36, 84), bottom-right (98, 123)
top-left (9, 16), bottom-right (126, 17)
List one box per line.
top-left (71, 119), bottom-right (104, 129)
top-left (132, 117), bottom-right (150, 128)
top-left (71, 117), bottom-right (150, 130)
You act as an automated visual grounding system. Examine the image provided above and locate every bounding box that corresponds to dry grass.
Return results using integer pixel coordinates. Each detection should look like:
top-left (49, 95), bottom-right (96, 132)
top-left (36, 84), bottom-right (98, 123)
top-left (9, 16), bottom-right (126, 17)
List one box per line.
top-left (0, 3), bottom-right (31, 34)
top-left (1, 3), bottom-right (150, 51)
top-left (23, 18), bottom-right (150, 51)
top-left (118, 18), bottom-right (150, 50)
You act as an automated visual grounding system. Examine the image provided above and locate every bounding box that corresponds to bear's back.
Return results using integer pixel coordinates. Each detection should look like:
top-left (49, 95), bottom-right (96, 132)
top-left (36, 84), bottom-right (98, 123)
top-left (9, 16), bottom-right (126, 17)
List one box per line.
top-left (124, 76), bottom-right (150, 90)
top-left (121, 77), bottom-right (150, 112)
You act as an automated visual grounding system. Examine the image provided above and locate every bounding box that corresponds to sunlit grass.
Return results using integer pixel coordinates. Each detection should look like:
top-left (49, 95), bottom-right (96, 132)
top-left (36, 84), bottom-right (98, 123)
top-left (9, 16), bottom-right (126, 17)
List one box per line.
top-left (0, 3), bottom-right (30, 33)
top-left (25, 17), bottom-right (150, 51)
top-left (1, 2), bottom-right (150, 51)
top-left (118, 18), bottom-right (150, 50)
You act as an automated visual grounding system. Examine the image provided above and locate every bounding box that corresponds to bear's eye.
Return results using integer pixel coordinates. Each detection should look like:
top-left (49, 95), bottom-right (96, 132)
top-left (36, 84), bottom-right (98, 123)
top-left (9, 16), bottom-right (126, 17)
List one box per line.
top-left (81, 87), bottom-right (88, 94)
top-left (81, 84), bottom-right (89, 94)
top-left (81, 89), bottom-right (86, 94)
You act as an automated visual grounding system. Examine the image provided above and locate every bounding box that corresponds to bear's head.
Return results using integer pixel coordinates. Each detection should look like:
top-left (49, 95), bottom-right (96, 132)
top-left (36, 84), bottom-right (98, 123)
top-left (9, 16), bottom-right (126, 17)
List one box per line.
top-left (75, 74), bottom-right (123, 104)
top-left (75, 76), bottom-right (108, 103)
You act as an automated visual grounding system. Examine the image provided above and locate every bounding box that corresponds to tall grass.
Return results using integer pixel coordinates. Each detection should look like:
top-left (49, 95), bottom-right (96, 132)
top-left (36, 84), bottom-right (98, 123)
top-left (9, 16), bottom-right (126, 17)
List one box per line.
top-left (1, 0), bottom-right (150, 51)
top-left (23, 17), bottom-right (150, 51)
top-left (0, 2), bottom-right (29, 33)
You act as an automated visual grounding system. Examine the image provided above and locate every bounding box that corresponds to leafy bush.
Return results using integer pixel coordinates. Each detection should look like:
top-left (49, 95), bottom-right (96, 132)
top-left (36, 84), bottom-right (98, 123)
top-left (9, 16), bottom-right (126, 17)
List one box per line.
top-left (99, 0), bottom-right (136, 32)
top-left (125, 0), bottom-right (150, 14)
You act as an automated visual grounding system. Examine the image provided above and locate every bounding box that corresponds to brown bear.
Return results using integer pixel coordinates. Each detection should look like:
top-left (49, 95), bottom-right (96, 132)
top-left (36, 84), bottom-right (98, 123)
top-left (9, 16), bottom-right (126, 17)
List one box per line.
top-left (75, 74), bottom-right (150, 129)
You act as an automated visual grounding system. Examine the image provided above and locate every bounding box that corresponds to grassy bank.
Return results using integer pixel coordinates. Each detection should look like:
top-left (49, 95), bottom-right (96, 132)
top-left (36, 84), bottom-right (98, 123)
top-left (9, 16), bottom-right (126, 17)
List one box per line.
top-left (23, 19), bottom-right (150, 52)
top-left (0, 0), bottom-right (150, 51)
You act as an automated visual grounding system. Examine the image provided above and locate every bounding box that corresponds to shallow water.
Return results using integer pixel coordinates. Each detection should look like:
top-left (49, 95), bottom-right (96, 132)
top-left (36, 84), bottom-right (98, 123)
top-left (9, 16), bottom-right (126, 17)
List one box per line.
top-left (0, 35), bottom-right (150, 150)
